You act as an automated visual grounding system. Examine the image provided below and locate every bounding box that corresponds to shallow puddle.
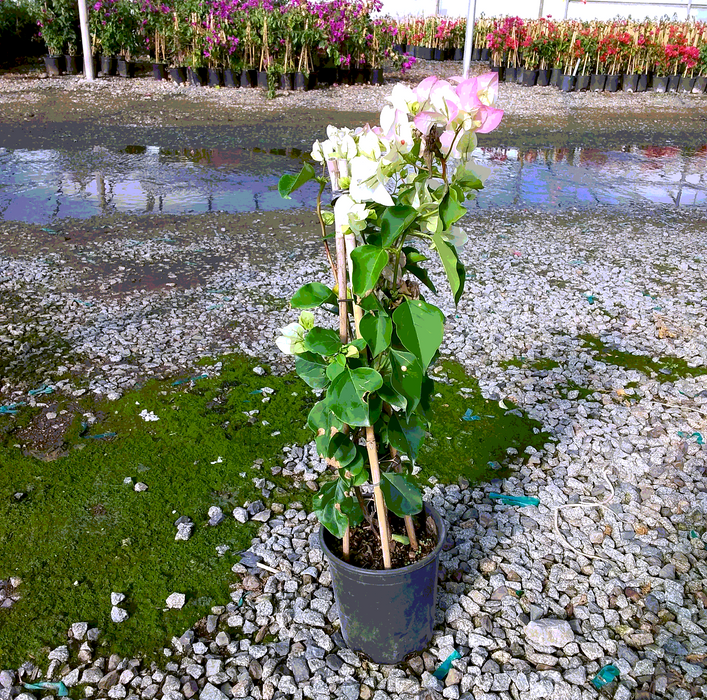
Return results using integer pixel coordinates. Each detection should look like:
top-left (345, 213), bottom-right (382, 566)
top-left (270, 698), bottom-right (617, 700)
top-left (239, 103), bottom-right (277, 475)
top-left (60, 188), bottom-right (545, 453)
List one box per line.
top-left (1, 140), bottom-right (706, 224)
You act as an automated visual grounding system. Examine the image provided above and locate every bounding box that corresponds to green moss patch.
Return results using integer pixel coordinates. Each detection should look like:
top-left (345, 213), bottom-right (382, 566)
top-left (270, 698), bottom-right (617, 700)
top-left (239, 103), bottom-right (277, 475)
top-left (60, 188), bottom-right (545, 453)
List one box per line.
top-left (419, 360), bottom-right (551, 484)
top-left (0, 355), bottom-right (315, 668)
top-left (580, 334), bottom-right (707, 382)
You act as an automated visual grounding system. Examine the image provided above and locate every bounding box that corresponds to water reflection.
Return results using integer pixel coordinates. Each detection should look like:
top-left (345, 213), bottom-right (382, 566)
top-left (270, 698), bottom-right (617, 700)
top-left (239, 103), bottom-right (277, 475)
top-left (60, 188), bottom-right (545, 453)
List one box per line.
top-left (0, 142), bottom-right (705, 223)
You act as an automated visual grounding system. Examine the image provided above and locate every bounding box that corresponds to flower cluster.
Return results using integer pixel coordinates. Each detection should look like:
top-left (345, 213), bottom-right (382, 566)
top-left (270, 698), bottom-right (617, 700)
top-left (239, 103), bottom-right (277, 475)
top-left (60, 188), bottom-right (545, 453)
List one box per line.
top-left (309, 73), bottom-right (502, 243)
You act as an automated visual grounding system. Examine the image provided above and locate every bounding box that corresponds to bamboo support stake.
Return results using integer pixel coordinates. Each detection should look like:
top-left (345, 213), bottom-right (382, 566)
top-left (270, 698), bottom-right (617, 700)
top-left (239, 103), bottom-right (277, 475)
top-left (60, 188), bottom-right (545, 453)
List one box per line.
top-left (390, 446), bottom-right (419, 551)
top-left (342, 230), bottom-right (392, 569)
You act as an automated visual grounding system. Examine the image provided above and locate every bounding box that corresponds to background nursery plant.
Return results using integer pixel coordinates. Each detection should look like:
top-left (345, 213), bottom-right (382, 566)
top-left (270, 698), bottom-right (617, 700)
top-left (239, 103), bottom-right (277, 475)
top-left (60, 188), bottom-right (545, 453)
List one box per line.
top-left (277, 73), bottom-right (504, 571)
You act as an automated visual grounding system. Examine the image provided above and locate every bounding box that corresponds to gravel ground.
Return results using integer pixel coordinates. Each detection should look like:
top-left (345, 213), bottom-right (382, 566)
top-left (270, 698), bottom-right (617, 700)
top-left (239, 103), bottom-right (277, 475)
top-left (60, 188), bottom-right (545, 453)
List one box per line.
top-left (1, 61), bottom-right (707, 700)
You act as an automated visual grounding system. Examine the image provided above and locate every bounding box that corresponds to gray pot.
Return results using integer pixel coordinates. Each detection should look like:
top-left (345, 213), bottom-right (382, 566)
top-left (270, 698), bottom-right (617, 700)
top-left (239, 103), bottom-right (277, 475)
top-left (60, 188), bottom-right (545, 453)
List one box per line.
top-left (319, 502), bottom-right (446, 665)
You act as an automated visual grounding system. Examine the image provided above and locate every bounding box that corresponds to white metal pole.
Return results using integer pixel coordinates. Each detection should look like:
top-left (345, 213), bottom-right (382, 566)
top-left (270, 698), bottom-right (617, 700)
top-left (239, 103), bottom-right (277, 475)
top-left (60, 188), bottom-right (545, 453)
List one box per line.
top-left (564, 0), bottom-right (571, 19)
top-left (462, 0), bottom-right (477, 78)
top-left (77, 0), bottom-right (94, 80)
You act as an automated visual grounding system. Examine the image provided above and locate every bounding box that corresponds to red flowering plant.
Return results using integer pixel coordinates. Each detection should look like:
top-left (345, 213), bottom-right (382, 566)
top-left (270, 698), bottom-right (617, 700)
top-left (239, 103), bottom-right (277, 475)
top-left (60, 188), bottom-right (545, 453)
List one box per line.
top-left (32, 0), bottom-right (76, 56)
top-left (89, 0), bottom-right (122, 56)
top-left (140, 0), bottom-right (172, 64)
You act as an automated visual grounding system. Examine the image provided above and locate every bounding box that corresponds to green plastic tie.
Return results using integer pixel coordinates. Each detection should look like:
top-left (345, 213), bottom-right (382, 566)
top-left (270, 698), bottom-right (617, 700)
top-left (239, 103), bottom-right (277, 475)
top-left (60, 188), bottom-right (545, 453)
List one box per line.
top-left (433, 649), bottom-right (460, 679)
top-left (591, 664), bottom-right (620, 689)
top-left (678, 431), bottom-right (704, 445)
top-left (23, 682), bottom-right (68, 697)
top-left (489, 492), bottom-right (540, 507)
top-left (462, 409), bottom-right (480, 421)
top-left (172, 374), bottom-right (208, 386)
top-left (1, 402), bottom-right (25, 415)
top-left (28, 384), bottom-right (54, 396)
top-left (84, 432), bottom-right (117, 440)
top-left (40, 227), bottom-right (62, 235)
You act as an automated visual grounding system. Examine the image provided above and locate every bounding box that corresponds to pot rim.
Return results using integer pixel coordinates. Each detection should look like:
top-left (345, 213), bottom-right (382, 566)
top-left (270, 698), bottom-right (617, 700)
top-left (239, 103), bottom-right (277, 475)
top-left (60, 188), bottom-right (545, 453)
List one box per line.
top-left (318, 501), bottom-right (447, 578)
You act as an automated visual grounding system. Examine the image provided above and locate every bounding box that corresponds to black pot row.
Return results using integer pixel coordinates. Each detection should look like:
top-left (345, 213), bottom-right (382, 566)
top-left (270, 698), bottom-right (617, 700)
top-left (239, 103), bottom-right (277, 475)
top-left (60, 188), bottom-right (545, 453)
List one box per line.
top-left (490, 64), bottom-right (707, 94)
top-left (151, 64), bottom-right (384, 89)
top-left (43, 54), bottom-right (136, 78)
top-left (392, 44), bottom-right (489, 62)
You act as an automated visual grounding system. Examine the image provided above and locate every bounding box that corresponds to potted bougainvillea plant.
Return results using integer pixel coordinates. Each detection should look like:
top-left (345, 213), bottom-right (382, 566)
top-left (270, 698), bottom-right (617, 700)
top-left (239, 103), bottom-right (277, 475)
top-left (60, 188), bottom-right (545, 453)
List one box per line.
top-left (277, 73), bottom-right (503, 664)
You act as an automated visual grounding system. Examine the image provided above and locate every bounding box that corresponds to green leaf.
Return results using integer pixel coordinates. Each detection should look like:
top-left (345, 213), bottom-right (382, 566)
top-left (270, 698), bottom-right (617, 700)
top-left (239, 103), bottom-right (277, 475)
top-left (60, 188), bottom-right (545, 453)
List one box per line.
top-left (387, 412), bottom-right (426, 463)
top-left (278, 162), bottom-right (316, 199)
top-left (389, 349), bottom-right (423, 415)
top-left (439, 186), bottom-right (467, 229)
top-left (432, 227), bottom-right (466, 305)
top-left (377, 380), bottom-right (407, 412)
top-left (404, 261), bottom-right (437, 293)
top-left (327, 432), bottom-right (357, 467)
top-left (350, 245), bottom-right (389, 297)
top-left (359, 311), bottom-right (392, 357)
top-left (291, 282), bottom-right (336, 309)
top-left (454, 162), bottom-right (485, 190)
top-left (307, 400), bottom-right (345, 456)
top-left (359, 294), bottom-right (383, 313)
top-left (313, 480), bottom-right (349, 538)
top-left (328, 366), bottom-right (383, 427)
top-left (380, 472), bottom-right (423, 517)
top-left (326, 359), bottom-right (346, 382)
top-left (295, 352), bottom-right (330, 389)
top-left (402, 246), bottom-right (429, 264)
top-left (304, 327), bottom-right (342, 356)
top-left (379, 205), bottom-right (418, 248)
top-left (339, 493), bottom-right (364, 529)
top-left (392, 300), bottom-right (445, 371)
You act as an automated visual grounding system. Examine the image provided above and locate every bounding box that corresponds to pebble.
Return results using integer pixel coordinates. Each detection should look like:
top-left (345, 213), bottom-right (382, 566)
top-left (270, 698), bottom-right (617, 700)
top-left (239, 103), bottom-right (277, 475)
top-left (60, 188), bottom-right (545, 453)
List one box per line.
top-left (525, 620), bottom-right (575, 648)
top-left (110, 607), bottom-right (128, 623)
top-left (165, 593), bottom-right (186, 609)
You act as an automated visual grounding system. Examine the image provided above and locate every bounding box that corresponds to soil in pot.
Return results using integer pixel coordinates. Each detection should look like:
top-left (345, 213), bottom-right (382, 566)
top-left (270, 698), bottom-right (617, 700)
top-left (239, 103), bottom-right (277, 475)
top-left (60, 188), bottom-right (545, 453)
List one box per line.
top-left (590, 73), bottom-right (606, 91)
top-left (152, 62), bottom-right (167, 80)
top-left (329, 510), bottom-right (438, 570)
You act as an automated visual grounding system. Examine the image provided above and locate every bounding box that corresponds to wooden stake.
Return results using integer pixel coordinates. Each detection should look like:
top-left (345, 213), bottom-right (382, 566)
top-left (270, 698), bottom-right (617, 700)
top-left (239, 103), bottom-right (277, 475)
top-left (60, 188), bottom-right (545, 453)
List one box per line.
top-left (342, 230), bottom-right (392, 569)
top-left (342, 525), bottom-right (350, 561)
top-left (389, 446), bottom-right (419, 551)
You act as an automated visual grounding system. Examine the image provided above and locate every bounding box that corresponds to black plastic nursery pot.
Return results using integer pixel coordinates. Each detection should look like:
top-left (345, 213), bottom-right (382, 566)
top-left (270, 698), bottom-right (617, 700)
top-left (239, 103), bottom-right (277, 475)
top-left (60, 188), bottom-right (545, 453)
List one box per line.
top-left (560, 74), bottom-right (575, 92)
top-left (43, 55), bottom-right (64, 76)
top-left (370, 68), bottom-right (384, 86)
top-left (432, 48), bottom-right (443, 61)
top-left (576, 74), bottom-right (590, 91)
top-left (480, 48), bottom-right (489, 62)
top-left (169, 66), bottom-right (186, 84)
top-left (521, 69), bottom-right (538, 87)
top-left (256, 70), bottom-right (268, 89)
top-left (101, 55), bottom-right (117, 76)
top-left (653, 75), bottom-right (668, 92)
top-left (187, 66), bottom-right (207, 86)
top-left (605, 74), bottom-right (620, 92)
top-left (504, 66), bottom-right (517, 83)
top-left (117, 59), bottom-right (135, 78)
top-left (241, 69), bottom-right (256, 87)
top-left (392, 43), bottom-right (405, 55)
top-left (590, 73), bottom-right (606, 91)
top-left (678, 76), bottom-right (695, 93)
top-left (64, 54), bottom-right (81, 75)
top-left (280, 72), bottom-right (294, 90)
top-left (694, 76), bottom-right (707, 93)
top-left (550, 67), bottom-right (563, 87)
top-left (319, 503), bottom-right (447, 665)
top-left (208, 67), bottom-right (223, 87)
top-left (536, 68), bottom-right (550, 86)
top-left (636, 73), bottom-right (650, 92)
top-left (293, 71), bottom-right (308, 90)
top-left (152, 62), bottom-right (167, 80)
top-left (471, 47), bottom-right (480, 61)
top-left (224, 68), bottom-right (238, 87)
top-left (667, 74), bottom-right (680, 92)
top-left (516, 67), bottom-right (524, 84)
top-left (417, 46), bottom-right (432, 60)
top-left (490, 64), bottom-right (504, 81)
top-left (622, 73), bottom-right (638, 92)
